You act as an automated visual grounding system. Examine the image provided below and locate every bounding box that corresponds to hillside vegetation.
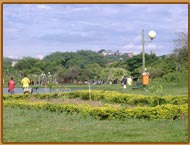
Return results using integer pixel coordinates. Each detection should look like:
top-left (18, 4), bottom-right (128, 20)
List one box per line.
top-left (3, 32), bottom-right (187, 85)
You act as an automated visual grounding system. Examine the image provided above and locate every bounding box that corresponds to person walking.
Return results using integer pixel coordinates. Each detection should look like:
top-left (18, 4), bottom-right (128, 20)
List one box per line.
top-left (127, 75), bottom-right (133, 86)
top-left (8, 77), bottom-right (16, 94)
top-left (21, 74), bottom-right (30, 89)
top-left (121, 76), bottom-right (127, 89)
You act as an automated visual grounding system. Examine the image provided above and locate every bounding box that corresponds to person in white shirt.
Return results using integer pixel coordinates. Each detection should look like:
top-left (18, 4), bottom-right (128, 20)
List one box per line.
top-left (127, 76), bottom-right (133, 86)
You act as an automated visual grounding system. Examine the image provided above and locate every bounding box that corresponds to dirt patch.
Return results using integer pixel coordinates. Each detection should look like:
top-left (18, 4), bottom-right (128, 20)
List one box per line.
top-left (27, 97), bottom-right (110, 107)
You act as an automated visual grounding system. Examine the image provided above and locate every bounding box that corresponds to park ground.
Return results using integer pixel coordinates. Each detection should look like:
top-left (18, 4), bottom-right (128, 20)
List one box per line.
top-left (3, 81), bottom-right (188, 143)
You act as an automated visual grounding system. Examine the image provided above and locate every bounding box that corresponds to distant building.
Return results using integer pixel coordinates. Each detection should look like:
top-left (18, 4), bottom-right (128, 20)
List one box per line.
top-left (101, 50), bottom-right (114, 56)
top-left (127, 53), bottom-right (133, 58)
top-left (98, 49), bottom-right (133, 58)
top-left (114, 50), bottom-right (123, 56)
top-left (123, 52), bottom-right (133, 58)
top-left (11, 60), bottom-right (18, 67)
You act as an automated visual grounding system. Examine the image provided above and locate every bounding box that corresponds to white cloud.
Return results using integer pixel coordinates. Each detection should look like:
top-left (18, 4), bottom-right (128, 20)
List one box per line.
top-left (121, 43), bottom-right (166, 55)
top-left (121, 43), bottom-right (142, 53)
top-left (7, 55), bottom-right (20, 59)
top-left (146, 43), bottom-right (165, 54)
top-left (133, 35), bottom-right (142, 43)
top-left (37, 5), bottom-right (53, 10)
top-left (3, 4), bottom-right (188, 57)
top-left (36, 54), bottom-right (44, 60)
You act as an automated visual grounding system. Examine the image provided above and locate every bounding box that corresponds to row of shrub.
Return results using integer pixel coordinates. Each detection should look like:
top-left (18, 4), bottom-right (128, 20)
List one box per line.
top-left (3, 100), bottom-right (187, 120)
top-left (68, 90), bottom-right (187, 106)
top-left (3, 90), bottom-right (187, 107)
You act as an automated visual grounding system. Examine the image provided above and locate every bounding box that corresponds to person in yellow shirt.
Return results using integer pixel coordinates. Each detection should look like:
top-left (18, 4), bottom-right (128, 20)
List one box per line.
top-left (21, 74), bottom-right (30, 89)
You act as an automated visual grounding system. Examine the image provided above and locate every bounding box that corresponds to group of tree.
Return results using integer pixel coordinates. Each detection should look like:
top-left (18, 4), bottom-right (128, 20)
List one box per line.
top-left (3, 32), bottom-right (187, 86)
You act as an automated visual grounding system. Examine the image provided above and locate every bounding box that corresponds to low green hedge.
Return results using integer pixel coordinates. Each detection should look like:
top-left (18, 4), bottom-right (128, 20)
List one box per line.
top-left (3, 90), bottom-right (187, 107)
top-left (3, 100), bottom-right (187, 120)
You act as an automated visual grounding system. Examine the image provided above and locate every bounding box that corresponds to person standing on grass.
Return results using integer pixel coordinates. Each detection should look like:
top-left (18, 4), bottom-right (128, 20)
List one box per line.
top-left (121, 76), bottom-right (127, 89)
top-left (8, 77), bottom-right (16, 94)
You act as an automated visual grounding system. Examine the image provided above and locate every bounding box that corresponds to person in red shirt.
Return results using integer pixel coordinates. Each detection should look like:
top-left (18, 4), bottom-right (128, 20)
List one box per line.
top-left (8, 77), bottom-right (16, 94)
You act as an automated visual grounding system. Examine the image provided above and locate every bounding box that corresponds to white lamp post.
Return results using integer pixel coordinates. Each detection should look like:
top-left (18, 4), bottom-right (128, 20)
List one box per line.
top-left (148, 31), bottom-right (156, 40)
top-left (142, 30), bottom-right (156, 72)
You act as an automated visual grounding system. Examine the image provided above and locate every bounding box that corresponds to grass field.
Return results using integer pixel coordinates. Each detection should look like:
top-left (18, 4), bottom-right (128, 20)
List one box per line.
top-left (64, 81), bottom-right (188, 96)
top-left (3, 107), bottom-right (188, 143)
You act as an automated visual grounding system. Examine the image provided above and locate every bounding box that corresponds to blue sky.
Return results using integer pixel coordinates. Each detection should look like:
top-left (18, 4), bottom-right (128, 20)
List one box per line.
top-left (3, 4), bottom-right (188, 59)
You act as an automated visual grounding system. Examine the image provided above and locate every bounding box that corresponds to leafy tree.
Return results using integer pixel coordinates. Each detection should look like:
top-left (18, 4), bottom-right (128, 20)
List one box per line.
top-left (3, 58), bottom-right (13, 75)
top-left (125, 54), bottom-right (142, 72)
top-left (14, 57), bottom-right (43, 75)
top-left (66, 66), bottom-right (81, 83)
top-left (148, 32), bottom-right (188, 81)
top-left (100, 68), bottom-right (129, 83)
top-left (55, 67), bottom-right (67, 83)
top-left (84, 63), bottom-right (102, 81)
top-left (43, 50), bottom-right (108, 69)
top-left (3, 58), bottom-right (17, 82)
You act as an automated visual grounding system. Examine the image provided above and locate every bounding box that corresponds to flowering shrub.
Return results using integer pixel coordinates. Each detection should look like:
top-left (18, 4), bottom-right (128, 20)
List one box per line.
top-left (3, 90), bottom-right (187, 120)
top-left (3, 100), bottom-right (187, 120)
top-left (3, 90), bottom-right (187, 106)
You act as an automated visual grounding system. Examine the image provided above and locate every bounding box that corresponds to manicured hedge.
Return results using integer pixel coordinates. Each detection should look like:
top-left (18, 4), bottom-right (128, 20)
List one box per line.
top-left (3, 100), bottom-right (187, 120)
top-left (3, 90), bottom-right (187, 107)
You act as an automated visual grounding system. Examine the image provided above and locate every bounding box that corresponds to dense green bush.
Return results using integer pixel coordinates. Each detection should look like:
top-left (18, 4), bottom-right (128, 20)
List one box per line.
top-left (163, 71), bottom-right (188, 85)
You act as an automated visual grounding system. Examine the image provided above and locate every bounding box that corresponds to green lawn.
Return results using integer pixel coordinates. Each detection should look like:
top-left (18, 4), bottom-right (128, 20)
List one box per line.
top-left (3, 107), bottom-right (188, 143)
top-left (64, 81), bottom-right (188, 96)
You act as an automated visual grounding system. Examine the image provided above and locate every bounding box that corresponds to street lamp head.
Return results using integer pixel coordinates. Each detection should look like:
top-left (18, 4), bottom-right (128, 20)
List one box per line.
top-left (148, 31), bottom-right (156, 40)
